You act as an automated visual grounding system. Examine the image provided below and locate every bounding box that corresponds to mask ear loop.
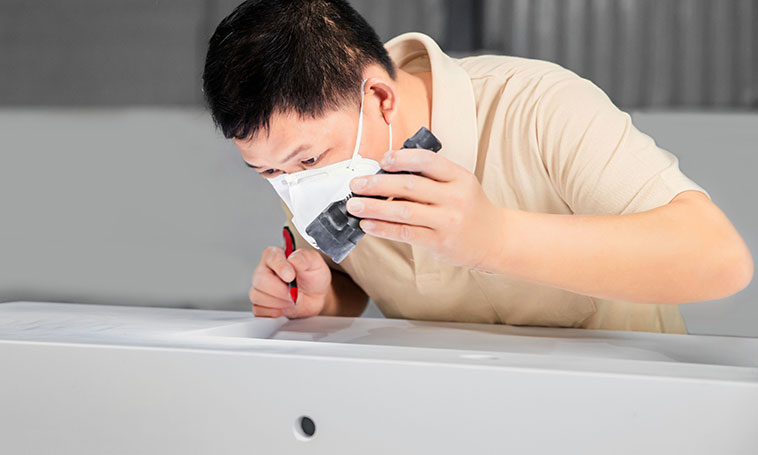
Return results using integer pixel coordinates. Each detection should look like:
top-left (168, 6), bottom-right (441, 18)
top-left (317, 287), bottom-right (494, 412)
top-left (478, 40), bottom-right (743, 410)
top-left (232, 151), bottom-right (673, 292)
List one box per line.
top-left (388, 122), bottom-right (393, 153)
top-left (348, 79), bottom-right (368, 170)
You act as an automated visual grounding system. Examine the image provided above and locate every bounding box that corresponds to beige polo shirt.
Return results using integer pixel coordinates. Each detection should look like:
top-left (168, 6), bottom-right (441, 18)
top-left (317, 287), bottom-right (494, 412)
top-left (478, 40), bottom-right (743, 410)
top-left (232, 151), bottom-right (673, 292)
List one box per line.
top-left (283, 32), bottom-right (709, 334)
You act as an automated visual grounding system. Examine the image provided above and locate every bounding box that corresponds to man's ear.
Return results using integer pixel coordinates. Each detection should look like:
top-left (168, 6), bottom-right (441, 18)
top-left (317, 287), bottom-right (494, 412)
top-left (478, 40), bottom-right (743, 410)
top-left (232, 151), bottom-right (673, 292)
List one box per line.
top-left (364, 76), bottom-right (398, 125)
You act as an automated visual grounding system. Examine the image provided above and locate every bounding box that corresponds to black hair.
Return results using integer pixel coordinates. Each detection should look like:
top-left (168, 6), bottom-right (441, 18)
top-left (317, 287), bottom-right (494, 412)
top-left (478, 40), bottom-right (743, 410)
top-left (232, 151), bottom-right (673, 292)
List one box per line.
top-left (202, 0), bottom-right (396, 140)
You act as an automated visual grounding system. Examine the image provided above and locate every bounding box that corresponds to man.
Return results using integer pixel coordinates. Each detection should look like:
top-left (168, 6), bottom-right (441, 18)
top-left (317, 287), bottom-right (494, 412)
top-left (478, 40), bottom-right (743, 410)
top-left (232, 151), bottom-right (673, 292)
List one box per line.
top-left (202, 0), bottom-right (753, 333)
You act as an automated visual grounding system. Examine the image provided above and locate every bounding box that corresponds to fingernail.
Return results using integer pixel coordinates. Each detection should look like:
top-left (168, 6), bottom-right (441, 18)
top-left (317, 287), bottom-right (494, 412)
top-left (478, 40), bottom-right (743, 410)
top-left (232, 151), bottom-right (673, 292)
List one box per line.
top-left (351, 177), bottom-right (366, 191)
top-left (382, 151), bottom-right (395, 165)
top-left (283, 266), bottom-right (295, 281)
top-left (347, 198), bottom-right (364, 213)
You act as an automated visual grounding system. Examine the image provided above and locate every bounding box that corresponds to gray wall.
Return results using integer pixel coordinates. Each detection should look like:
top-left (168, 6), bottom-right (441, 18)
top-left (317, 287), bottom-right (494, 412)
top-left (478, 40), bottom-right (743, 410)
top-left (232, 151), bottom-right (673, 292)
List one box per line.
top-left (1, 0), bottom-right (756, 109)
top-left (482, 0), bottom-right (758, 108)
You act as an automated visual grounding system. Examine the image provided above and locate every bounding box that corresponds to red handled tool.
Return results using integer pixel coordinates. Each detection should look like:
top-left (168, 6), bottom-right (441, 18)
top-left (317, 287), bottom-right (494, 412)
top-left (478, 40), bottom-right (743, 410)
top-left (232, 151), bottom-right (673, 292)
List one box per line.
top-left (282, 226), bottom-right (298, 304)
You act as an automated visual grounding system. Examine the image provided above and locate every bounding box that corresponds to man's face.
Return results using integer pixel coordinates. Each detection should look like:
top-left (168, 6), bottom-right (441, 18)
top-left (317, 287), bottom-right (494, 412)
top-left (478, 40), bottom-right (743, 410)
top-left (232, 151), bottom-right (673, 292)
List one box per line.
top-left (234, 99), bottom-right (391, 179)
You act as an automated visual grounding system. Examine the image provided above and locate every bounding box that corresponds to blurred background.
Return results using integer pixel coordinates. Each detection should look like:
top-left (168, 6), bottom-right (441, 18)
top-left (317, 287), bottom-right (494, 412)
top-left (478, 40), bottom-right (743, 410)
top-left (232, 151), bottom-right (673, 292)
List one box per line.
top-left (1, 0), bottom-right (756, 336)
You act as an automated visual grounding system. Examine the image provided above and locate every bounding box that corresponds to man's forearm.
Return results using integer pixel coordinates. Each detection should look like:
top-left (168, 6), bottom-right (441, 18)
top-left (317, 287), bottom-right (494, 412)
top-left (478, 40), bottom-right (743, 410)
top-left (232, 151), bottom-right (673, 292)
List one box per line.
top-left (320, 269), bottom-right (369, 316)
top-left (483, 191), bottom-right (753, 305)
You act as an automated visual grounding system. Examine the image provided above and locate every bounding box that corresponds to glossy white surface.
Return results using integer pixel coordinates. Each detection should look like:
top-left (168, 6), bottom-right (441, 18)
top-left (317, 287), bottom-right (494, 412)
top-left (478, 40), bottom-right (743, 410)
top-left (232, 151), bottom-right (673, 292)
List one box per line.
top-left (1, 302), bottom-right (757, 454)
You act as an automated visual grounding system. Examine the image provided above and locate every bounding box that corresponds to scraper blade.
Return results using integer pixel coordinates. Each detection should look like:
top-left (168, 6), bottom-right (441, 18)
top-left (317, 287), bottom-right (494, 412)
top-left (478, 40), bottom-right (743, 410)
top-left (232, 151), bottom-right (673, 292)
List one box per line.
top-left (305, 127), bottom-right (442, 263)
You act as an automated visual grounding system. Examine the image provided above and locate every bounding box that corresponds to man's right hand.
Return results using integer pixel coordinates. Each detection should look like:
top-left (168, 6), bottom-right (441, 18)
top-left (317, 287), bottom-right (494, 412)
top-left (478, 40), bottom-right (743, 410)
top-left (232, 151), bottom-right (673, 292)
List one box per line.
top-left (249, 246), bottom-right (332, 319)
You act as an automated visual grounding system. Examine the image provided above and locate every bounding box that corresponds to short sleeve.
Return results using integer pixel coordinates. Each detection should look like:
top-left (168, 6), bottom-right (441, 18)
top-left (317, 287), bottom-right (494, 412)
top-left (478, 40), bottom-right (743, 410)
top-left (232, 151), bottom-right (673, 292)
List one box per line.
top-left (535, 74), bottom-right (709, 215)
top-left (280, 201), bottom-right (347, 274)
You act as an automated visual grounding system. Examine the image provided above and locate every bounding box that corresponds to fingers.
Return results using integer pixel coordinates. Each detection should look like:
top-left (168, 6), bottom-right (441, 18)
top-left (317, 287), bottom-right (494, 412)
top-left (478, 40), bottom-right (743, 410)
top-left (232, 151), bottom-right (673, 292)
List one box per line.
top-left (346, 197), bottom-right (440, 229)
top-left (349, 173), bottom-right (442, 204)
top-left (263, 246), bottom-right (295, 283)
top-left (249, 285), bottom-right (292, 309)
top-left (249, 246), bottom-right (297, 318)
top-left (280, 291), bottom-right (324, 319)
top-left (251, 246), bottom-right (330, 319)
top-left (359, 219), bottom-right (436, 248)
top-left (286, 249), bottom-right (331, 296)
top-left (252, 304), bottom-right (283, 318)
top-left (287, 248), bottom-right (324, 273)
top-left (379, 148), bottom-right (461, 182)
top-left (252, 263), bottom-right (290, 298)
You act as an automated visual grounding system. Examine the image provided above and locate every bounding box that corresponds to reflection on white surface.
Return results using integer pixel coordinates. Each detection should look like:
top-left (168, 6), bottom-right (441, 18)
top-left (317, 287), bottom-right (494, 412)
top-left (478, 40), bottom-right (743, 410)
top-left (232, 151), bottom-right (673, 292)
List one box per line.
top-left (3, 302), bottom-right (757, 371)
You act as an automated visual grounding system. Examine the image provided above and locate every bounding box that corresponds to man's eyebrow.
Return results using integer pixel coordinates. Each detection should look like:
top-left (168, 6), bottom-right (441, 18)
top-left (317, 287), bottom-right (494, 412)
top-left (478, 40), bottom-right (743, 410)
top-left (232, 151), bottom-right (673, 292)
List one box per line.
top-left (284, 144), bottom-right (312, 162)
top-left (244, 144), bottom-right (313, 170)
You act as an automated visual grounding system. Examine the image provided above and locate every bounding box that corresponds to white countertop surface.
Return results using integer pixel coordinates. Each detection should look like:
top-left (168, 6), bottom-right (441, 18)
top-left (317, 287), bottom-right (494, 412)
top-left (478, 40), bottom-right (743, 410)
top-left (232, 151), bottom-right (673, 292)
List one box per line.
top-left (2, 301), bottom-right (756, 384)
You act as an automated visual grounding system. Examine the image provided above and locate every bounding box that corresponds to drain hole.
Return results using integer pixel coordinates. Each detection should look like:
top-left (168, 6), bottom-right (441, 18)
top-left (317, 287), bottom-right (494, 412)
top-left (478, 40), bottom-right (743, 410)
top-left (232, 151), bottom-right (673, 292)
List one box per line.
top-left (295, 416), bottom-right (316, 440)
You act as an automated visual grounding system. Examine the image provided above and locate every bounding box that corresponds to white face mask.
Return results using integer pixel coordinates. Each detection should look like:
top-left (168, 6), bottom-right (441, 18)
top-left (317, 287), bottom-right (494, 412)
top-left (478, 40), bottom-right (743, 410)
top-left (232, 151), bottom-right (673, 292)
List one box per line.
top-left (268, 79), bottom-right (392, 249)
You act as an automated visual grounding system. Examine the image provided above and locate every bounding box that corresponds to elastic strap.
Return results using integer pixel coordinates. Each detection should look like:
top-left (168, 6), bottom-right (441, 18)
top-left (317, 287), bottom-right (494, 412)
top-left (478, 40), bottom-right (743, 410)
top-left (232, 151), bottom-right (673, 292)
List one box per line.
top-left (348, 79), bottom-right (368, 169)
top-left (388, 122), bottom-right (393, 153)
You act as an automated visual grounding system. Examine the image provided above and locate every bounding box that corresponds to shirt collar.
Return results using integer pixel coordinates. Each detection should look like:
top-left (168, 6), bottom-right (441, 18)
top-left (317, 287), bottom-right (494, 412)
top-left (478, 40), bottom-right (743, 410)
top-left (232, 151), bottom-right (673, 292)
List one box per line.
top-left (385, 32), bottom-right (478, 174)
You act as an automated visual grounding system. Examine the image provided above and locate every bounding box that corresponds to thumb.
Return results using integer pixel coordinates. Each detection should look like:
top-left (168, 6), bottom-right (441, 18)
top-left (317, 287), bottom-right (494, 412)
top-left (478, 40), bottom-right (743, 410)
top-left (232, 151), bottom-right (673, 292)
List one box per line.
top-left (287, 249), bottom-right (331, 296)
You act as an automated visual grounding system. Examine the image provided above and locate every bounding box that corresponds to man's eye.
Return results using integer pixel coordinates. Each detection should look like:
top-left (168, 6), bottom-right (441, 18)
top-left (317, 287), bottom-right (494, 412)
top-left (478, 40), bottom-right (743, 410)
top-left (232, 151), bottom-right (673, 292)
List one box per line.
top-left (263, 169), bottom-right (277, 175)
top-left (301, 154), bottom-right (321, 166)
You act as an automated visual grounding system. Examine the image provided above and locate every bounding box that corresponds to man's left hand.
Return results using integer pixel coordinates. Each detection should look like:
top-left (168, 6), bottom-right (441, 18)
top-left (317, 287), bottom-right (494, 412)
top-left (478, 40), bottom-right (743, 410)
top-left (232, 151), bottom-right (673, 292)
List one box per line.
top-left (346, 148), bottom-right (506, 270)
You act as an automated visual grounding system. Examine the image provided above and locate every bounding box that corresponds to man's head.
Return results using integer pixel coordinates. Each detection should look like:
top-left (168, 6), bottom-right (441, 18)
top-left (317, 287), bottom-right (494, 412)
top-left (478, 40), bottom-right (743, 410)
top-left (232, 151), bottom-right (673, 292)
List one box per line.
top-left (202, 0), bottom-right (399, 177)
